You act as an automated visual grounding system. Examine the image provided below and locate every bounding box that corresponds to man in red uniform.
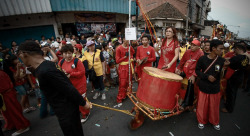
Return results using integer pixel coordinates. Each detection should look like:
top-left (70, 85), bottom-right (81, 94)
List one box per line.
top-left (136, 35), bottom-right (156, 84)
top-left (176, 40), bottom-right (204, 109)
top-left (115, 38), bottom-right (135, 106)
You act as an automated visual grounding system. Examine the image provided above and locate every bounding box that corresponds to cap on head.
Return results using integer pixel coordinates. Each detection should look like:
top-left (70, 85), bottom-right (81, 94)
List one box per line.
top-left (74, 44), bottom-right (82, 51)
top-left (224, 43), bottom-right (230, 48)
top-left (61, 41), bottom-right (66, 45)
top-left (191, 40), bottom-right (201, 46)
top-left (112, 38), bottom-right (118, 43)
top-left (86, 41), bottom-right (95, 47)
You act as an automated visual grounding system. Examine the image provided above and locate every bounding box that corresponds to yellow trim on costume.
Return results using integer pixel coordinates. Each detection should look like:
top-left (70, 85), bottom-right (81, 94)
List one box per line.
top-left (0, 94), bottom-right (6, 111)
top-left (119, 59), bottom-right (134, 74)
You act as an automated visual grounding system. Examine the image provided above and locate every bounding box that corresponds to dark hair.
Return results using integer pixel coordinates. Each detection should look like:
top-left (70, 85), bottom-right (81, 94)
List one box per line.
top-left (234, 43), bottom-right (246, 52)
top-left (188, 38), bottom-right (193, 43)
top-left (141, 34), bottom-right (150, 40)
top-left (6, 55), bottom-right (18, 68)
top-left (41, 35), bottom-right (45, 38)
top-left (41, 45), bottom-right (50, 56)
top-left (102, 42), bottom-right (108, 49)
top-left (11, 41), bottom-right (16, 47)
top-left (3, 58), bottom-right (15, 84)
top-left (18, 41), bottom-right (43, 55)
top-left (162, 26), bottom-right (178, 47)
top-left (246, 45), bottom-right (250, 50)
top-left (210, 40), bottom-right (223, 52)
top-left (109, 61), bottom-right (115, 66)
top-left (204, 40), bottom-right (210, 44)
top-left (76, 40), bottom-right (80, 44)
top-left (61, 44), bottom-right (74, 53)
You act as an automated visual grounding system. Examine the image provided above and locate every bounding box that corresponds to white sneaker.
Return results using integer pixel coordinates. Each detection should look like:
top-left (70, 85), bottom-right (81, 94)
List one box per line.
top-left (81, 113), bottom-right (90, 123)
top-left (93, 92), bottom-right (100, 99)
top-left (117, 103), bottom-right (122, 107)
top-left (101, 93), bottom-right (106, 100)
top-left (12, 127), bottom-right (30, 136)
top-left (214, 124), bottom-right (220, 130)
top-left (198, 123), bottom-right (204, 129)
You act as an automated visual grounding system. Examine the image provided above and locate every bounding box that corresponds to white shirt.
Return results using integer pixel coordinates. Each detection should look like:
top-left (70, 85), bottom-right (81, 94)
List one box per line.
top-left (51, 41), bottom-right (59, 48)
top-left (154, 43), bottom-right (161, 57)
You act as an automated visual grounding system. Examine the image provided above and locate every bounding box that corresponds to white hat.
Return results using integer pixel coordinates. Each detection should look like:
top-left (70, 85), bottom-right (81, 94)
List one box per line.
top-left (224, 43), bottom-right (230, 48)
top-left (213, 37), bottom-right (218, 40)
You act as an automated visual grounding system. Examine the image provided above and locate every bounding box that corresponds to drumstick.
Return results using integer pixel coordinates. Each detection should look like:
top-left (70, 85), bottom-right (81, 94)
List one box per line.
top-left (161, 66), bottom-right (168, 70)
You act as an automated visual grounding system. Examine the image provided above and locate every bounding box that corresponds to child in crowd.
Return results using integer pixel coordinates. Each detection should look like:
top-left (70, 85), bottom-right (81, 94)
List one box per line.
top-left (109, 61), bottom-right (119, 88)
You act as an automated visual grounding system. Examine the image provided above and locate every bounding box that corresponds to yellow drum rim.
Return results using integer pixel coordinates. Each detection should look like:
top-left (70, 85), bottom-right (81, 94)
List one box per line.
top-left (143, 67), bottom-right (183, 82)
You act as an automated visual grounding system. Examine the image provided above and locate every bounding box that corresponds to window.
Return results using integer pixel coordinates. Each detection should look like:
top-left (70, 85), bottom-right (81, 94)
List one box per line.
top-left (163, 22), bottom-right (175, 27)
top-left (196, 5), bottom-right (201, 23)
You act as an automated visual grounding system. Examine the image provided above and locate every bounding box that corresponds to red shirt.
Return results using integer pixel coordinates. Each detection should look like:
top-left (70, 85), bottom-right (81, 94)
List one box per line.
top-left (59, 58), bottom-right (86, 94)
top-left (115, 45), bottom-right (135, 64)
top-left (224, 51), bottom-right (235, 58)
top-left (136, 45), bottom-right (156, 67)
top-left (177, 49), bottom-right (204, 79)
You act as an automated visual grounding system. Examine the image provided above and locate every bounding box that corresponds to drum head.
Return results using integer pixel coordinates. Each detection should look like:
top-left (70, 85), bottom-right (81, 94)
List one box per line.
top-left (143, 67), bottom-right (183, 82)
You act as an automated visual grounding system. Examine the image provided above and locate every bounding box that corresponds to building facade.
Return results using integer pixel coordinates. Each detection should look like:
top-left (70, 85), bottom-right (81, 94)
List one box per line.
top-left (136, 0), bottom-right (211, 38)
top-left (0, 0), bottom-right (136, 48)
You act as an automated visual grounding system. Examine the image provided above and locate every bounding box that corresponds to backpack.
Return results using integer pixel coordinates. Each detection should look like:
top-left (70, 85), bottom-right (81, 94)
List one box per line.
top-left (60, 58), bottom-right (79, 68)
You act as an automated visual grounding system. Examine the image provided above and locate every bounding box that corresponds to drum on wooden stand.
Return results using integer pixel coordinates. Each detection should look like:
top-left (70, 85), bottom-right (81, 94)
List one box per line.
top-left (128, 67), bottom-right (183, 130)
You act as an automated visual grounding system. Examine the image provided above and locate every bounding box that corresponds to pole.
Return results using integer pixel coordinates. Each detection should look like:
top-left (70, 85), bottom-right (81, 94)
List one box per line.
top-left (136, 2), bottom-right (138, 36)
top-left (185, 1), bottom-right (189, 42)
top-left (128, 0), bottom-right (132, 91)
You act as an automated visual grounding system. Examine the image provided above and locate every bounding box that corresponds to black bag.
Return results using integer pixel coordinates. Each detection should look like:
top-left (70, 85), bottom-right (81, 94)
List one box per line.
top-left (89, 53), bottom-right (96, 81)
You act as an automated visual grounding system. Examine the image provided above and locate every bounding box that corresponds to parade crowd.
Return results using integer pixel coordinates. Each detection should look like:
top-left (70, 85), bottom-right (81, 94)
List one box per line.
top-left (0, 26), bottom-right (250, 136)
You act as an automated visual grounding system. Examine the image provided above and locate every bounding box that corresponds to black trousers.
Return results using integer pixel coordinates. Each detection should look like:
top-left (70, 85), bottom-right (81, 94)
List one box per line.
top-left (182, 80), bottom-right (194, 107)
top-left (225, 79), bottom-right (240, 113)
top-left (93, 75), bottom-right (105, 92)
top-left (56, 105), bottom-right (84, 136)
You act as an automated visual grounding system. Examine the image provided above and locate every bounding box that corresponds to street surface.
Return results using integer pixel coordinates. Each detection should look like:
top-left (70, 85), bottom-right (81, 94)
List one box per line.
top-left (3, 83), bottom-right (250, 136)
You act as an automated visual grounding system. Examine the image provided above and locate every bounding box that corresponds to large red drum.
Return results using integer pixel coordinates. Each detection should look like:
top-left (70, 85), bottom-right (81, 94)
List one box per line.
top-left (136, 67), bottom-right (183, 110)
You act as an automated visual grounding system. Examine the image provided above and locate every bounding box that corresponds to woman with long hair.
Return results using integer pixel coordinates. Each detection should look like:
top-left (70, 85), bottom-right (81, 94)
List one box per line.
top-left (158, 26), bottom-right (180, 72)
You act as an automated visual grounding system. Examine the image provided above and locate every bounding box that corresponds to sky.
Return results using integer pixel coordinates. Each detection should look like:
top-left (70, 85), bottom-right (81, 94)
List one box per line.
top-left (209, 0), bottom-right (250, 38)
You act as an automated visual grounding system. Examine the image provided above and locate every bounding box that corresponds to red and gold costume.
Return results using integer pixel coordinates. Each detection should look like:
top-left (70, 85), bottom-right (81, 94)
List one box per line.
top-left (177, 49), bottom-right (204, 79)
top-left (177, 49), bottom-right (204, 100)
top-left (158, 39), bottom-right (180, 72)
top-left (59, 58), bottom-right (89, 118)
top-left (116, 45), bottom-right (135, 103)
top-left (0, 70), bottom-right (30, 130)
top-left (136, 45), bottom-right (156, 82)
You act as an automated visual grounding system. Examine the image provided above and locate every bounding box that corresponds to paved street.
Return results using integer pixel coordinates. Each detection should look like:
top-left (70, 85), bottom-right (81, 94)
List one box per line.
top-left (3, 83), bottom-right (250, 136)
